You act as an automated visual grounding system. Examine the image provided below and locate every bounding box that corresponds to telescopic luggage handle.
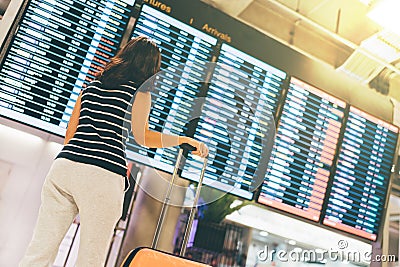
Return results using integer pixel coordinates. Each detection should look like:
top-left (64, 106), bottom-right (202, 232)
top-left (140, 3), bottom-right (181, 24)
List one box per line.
top-left (179, 143), bottom-right (196, 152)
top-left (151, 143), bottom-right (208, 256)
top-left (180, 149), bottom-right (207, 257)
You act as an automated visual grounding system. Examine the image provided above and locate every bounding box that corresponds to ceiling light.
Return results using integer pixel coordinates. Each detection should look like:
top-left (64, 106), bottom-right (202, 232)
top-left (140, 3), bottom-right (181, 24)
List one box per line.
top-left (368, 0), bottom-right (400, 35)
top-left (259, 231), bottom-right (269, 237)
top-left (288, 240), bottom-right (296, 245)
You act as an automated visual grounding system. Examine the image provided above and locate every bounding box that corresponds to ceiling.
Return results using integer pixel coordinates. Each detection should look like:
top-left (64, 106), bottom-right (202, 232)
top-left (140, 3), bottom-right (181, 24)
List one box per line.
top-left (202, 0), bottom-right (400, 96)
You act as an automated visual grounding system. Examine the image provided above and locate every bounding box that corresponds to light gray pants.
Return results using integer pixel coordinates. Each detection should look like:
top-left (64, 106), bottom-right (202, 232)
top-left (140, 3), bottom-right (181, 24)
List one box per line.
top-left (19, 158), bottom-right (125, 267)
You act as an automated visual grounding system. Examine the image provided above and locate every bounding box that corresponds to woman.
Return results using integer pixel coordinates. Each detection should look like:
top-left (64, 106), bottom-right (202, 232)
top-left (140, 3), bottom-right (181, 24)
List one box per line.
top-left (19, 36), bottom-right (208, 266)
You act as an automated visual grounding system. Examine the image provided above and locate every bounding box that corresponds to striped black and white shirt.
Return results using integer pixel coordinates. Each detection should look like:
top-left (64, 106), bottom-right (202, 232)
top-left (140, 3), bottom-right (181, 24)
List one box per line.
top-left (57, 80), bottom-right (137, 177)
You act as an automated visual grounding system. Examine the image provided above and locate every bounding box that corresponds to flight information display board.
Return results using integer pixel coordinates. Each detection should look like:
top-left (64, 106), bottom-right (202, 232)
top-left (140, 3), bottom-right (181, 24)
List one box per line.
top-left (181, 43), bottom-right (287, 199)
top-left (0, 0), bottom-right (135, 135)
top-left (125, 4), bottom-right (218, 173)
top-left (323, 106), bottom-right (399, 241)
top-left (258, 77), bottom-right (346, 221)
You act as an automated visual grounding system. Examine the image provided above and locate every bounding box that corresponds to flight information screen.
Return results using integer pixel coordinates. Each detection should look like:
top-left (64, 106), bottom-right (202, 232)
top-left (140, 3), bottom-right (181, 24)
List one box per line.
top-left (0, 0), bottom-right (135, 135)
top-left (181, 43), bottom-right (287, 199)
top-left (323, 106), bottom-right (398, 241)
top-left (126, 4), bottom-right (218, 173)
top-left (258, 77), bottom-right (346, 221)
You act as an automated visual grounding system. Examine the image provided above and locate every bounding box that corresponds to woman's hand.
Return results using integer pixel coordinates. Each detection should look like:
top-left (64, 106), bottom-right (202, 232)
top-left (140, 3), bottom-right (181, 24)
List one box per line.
top-left (180, 137), bottom-right (209, 158)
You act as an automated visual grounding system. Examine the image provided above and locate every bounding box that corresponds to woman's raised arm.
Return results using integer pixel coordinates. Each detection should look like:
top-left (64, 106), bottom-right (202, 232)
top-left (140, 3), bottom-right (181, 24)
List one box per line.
top-left (131, 91), bottom-right (208, 157)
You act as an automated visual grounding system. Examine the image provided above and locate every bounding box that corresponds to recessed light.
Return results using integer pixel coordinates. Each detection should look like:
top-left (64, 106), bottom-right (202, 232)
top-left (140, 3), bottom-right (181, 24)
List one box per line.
top-left (259, 231), bottom-right (269, 237)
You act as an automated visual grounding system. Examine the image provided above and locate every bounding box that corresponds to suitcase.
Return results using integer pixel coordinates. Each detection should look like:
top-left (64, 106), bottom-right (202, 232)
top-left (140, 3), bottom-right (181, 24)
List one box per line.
top-left (120, 247), bottom-right (209, 267)
top-left (120, 144), bottom-right (211, 267)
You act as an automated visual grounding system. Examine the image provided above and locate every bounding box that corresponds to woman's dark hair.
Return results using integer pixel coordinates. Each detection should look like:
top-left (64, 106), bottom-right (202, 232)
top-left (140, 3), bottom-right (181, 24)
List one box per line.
top-left (96, 36), bottom-right (161, 88)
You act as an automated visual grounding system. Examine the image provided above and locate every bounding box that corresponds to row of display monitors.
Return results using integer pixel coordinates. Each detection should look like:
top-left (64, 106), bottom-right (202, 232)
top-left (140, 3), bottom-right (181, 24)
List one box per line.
top-left (0, 0), bottom-right (398, 242)
top-left (258, 77), bottom-right (398, 241)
